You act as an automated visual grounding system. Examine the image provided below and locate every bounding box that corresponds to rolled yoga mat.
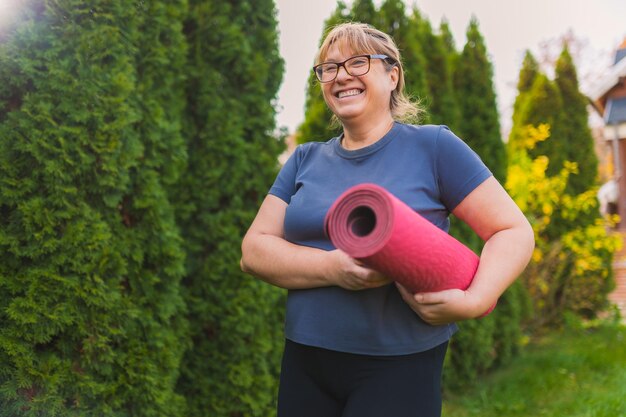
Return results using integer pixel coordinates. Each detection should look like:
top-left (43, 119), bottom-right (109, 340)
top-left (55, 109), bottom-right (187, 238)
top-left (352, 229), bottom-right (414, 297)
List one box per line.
top-left (324, 183), bottom-right (495, 316)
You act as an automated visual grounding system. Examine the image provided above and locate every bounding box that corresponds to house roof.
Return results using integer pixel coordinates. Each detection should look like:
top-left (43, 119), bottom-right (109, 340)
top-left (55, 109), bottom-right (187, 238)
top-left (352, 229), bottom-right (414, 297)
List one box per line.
top-left (606, 97), bottom-right (626, 125)
top-left (616, 48), bottom-right (626, 65)
top-left (590, 56), bottom-right (626, 101)
top-left (590, 40), bottom-right (626, 101)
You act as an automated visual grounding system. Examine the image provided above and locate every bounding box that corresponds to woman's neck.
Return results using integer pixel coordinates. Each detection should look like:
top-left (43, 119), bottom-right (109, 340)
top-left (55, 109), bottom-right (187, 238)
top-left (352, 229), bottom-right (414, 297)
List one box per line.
top-left (341, 115), bottom-right (395, 150)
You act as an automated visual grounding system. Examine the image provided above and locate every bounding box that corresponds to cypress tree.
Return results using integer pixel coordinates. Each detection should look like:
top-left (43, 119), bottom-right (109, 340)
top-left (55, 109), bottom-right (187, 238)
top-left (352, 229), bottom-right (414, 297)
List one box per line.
top-left (449, 18), bottom-right (504, 253)
top-left (412, 11), bottom-right (460, 130)
top-left (174, 1), bottom-right (285, 415)
top-left (517, 51), bottom-right (540, 98)
top-left (400, 8), bottom-right (431, 123)
top-left (398, 8), bottom-right (431, 115)
top-left (446, 18), bottom-right (524, 389)
top-left (508, 51), bottom-right (538, 152)
top-left (438, 18), bottom-right (457, 61)
top-left (453, 17), bottom-right (505, 182)
top-left (0, 1), bottom-right (187, 415)
top-left (515, 73), bottom-right (565, 178)
top-left (376, 0), bottom-right (408, 44)
top-left (509, 50), bottom-right (540, 144)
top-left (350, 0), bottom-right (377, 23)
top-left (554, 45), bottom-right (598, 194)
top-left (297, 2), bottom-right (347, 144)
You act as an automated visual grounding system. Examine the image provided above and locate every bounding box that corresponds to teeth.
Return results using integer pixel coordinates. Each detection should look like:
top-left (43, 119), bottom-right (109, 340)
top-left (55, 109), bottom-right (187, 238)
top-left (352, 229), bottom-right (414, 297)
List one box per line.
top-left (338, 89), bottom-right (362, 98)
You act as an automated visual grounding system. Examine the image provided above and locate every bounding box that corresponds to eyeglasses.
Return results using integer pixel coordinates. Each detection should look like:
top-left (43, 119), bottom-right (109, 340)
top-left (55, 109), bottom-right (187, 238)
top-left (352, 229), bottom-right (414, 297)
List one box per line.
top-left (313, 54), bottom-right (393, 83)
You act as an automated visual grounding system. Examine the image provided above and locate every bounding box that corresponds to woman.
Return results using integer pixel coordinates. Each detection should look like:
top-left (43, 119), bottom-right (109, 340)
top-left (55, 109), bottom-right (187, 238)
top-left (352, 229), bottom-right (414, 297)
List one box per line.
top-left (241, 22), bottom-right (534, 417)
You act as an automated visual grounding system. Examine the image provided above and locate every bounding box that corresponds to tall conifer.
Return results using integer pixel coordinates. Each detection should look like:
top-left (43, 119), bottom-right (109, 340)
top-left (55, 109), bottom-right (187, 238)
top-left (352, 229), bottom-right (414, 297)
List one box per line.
top-left (517, 51), bottom-right (540, 97)
top-left (376, 0), bottom-right (408, 43)
top-left (554, 45), bottom-right (598, 194)
top-left (350, 0), bottom-right (377, 23)
top-left (412, 11), bottom-right (460, 129)
top-left (453, 18), bottom-right (505, 182)
top-left (174, 0), bottom-right (285, 415)
top-left (0, 1), bottom-right (188, 415)
top-left (402, 10), bottom-right (430, 113)
top-left (515, 74), bottom-right (565, 178)
top-left (439, 19), bottom-right (457, 60)
top-left (446, 19), bottom-right (519, 387)
top-left (509, 50), bottom-right (540, 142)
top-left (297, 2), bottom-right (347, 143)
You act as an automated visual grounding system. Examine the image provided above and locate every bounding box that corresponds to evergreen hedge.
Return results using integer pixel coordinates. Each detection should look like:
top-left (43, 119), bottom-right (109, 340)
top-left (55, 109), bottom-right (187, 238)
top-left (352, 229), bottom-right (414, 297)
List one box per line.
top-left (174, 1), bottom-right (285, 415)
top-left (0, 0), bottom-right (285, 415)
top-left (0, 1), bottom-right (187, 415)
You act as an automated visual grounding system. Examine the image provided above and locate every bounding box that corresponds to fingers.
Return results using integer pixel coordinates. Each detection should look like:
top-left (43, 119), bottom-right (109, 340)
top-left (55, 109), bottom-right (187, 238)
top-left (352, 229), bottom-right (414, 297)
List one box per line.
top-left (331, 250), bottom-right (390, 290)
top-left (412, 289), bottom-right (460, 305)
top-left (355, 268), bottom-right (390, 289)
top-left (395, 286), bottom-right (474, 325)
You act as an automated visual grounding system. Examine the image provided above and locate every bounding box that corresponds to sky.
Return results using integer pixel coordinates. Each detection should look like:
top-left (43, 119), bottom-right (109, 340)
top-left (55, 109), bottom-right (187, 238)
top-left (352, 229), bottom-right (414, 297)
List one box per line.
top-left (275, 0), bottom-right (626, 134)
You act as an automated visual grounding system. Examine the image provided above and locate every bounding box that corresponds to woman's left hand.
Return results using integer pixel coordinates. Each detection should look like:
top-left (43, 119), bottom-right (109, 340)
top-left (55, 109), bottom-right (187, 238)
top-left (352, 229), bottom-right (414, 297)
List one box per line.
top-left (395, 283), bottom-right (485, 326)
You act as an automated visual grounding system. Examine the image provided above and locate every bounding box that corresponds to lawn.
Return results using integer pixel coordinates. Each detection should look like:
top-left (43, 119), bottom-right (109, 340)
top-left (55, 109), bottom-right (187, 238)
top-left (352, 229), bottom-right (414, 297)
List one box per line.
top-left (443, 322), bottom-right (626, 417)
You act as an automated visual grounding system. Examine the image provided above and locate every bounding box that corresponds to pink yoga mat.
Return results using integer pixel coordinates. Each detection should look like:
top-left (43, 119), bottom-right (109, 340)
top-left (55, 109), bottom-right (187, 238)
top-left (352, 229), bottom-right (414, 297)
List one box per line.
top-left (325, 183), bottom-right (495, 316)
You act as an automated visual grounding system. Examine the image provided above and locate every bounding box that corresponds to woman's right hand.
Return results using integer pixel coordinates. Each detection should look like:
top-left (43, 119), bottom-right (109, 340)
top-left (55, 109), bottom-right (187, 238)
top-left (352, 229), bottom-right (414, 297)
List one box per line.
top-left (326, 250), bottom-right (392, 290)
top-left (242, 195), bottom-right (391, 291)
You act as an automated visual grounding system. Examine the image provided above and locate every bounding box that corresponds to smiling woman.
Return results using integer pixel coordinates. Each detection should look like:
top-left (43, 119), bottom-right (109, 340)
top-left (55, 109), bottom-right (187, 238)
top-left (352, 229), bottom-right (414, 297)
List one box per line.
top-left (313, 22), bottom-right (421, 141)
top-left (241, 21), bottom-right (534, 417)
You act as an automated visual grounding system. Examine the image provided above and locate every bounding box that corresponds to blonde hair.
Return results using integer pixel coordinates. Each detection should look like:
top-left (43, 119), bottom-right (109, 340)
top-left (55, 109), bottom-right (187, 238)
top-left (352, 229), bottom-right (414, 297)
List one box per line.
top-left (315, 22), bottom-right (423, 124)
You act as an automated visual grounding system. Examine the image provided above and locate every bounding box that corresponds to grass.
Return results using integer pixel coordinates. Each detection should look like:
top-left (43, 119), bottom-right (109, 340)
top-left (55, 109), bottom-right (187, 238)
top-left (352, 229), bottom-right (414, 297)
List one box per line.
top-left (442, 322), bottom-right (626, 417)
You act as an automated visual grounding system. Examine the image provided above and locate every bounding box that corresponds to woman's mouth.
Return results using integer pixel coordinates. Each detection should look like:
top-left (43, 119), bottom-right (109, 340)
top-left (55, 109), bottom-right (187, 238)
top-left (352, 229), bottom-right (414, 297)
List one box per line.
top-left (336, 89), bottom-right (364, 99)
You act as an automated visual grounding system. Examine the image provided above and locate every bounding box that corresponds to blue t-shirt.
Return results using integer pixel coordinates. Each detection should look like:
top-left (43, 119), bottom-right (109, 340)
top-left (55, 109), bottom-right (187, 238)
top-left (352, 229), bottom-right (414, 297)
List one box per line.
top-left (269, 122), bottom-right (492, 355)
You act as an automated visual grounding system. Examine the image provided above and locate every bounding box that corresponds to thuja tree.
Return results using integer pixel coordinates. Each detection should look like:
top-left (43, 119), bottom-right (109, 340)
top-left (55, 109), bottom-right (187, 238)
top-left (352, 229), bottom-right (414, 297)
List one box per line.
top-left (511, 51), bottom-right (540, 121)
top-left (508, 49), bottom-right (612, 325)
top-left (445, 19), bottom-right (528, 390)
top-left (411, 10), bottom-right (459, 129)
top-left (0, 1), bottom-right (187, 415)
top-left (453, 18), bottom-right (505, 183)
top-left (448, 19), bottom-right (504, 253)
top-left (554, 45), bottom-right (598, 195)
top-left (449, 17), bottom-right (506, 256)
top-left (296, 2), bottom-right (347, 144)
top-left (350, 0), bottom-right (377, 24)
top-left (174, 0), bottom-right (285, 415)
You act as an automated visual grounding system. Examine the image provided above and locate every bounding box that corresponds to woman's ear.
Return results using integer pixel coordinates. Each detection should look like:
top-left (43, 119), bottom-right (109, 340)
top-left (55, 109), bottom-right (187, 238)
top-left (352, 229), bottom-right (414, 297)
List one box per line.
top-left (389, 66), bottom-right (399, 91)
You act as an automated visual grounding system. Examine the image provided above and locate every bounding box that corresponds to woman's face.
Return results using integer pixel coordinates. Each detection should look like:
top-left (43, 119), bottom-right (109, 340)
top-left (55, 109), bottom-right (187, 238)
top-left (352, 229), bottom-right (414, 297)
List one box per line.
top-left (320, 43), bottom-right (399, 125)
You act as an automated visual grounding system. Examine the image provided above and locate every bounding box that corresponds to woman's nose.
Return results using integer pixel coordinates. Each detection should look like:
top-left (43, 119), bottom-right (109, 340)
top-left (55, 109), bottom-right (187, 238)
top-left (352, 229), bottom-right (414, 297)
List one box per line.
top-left (335, 65), bottom-right (353, 82)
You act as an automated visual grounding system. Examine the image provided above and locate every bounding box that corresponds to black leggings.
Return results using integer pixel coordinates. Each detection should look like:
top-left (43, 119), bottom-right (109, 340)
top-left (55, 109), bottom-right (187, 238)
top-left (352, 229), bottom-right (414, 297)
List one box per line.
top-left (277, 339), bottom-right (448, 417)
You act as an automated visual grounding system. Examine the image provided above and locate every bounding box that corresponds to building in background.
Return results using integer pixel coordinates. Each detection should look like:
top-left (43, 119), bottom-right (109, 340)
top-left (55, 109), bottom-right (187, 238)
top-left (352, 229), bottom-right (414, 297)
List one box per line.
top-left (590, 38), bottom-right (626, 318)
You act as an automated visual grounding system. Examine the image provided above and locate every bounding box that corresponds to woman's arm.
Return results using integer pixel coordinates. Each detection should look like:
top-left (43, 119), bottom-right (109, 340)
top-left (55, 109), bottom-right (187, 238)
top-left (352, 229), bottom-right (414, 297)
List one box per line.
top-left (241, 195), bottom-right (391, 291)
top-left (397, 176), bottom-right (535, 325)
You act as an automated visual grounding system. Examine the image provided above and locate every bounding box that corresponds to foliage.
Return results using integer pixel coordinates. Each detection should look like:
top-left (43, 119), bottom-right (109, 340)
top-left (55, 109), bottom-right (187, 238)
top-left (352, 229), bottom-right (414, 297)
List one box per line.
top-left (554, 46), bottom-right (599, 195)
top-left (446, 26), bottom-right (505, 384)
top-left (452, 18), bottom-right (505, 183)
top-left (295, 2), bottom-right (347, 144)
top-left (173, 1), bottom-right (285, 416)
top-left (411, 9), bottom-right (460, 130)
top-left (0, 0), bottom-right (286, 416)
top-left (0, 1), bottom-right (188, 415)
top-left (506, 125), bottom-right (620, 328)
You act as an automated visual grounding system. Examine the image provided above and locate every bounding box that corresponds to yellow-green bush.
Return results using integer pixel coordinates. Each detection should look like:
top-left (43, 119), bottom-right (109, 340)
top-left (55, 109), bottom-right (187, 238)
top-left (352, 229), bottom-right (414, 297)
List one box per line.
top-left (506, 125), bottom-right (621, 328)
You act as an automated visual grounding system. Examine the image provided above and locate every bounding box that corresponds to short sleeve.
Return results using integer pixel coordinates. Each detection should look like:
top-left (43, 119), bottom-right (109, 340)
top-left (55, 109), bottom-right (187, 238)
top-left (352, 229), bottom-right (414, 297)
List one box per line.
top-left (268, 144), bottom-right (304, 203)
top-left (435, 126), bottom-right (492, 211)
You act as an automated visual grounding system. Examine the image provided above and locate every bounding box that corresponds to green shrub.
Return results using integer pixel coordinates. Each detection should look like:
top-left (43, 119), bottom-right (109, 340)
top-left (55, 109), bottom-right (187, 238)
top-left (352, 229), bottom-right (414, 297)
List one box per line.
top-left (0, 1), bottom-right (187, 415)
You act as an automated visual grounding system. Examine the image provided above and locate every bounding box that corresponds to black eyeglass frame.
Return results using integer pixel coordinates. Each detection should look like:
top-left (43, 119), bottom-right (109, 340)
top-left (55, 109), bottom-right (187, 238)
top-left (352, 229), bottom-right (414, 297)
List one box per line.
top-left (313, 54), bottom-right (395, 83)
